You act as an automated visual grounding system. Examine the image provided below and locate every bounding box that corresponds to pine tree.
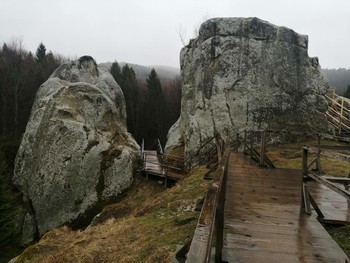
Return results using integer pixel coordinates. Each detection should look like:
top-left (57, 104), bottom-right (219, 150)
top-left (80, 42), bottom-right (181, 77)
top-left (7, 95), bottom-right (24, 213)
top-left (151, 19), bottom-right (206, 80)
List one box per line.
top-left (35, 42), bottom-right (46, 62)
top-left (121, 64), bottom-right (138, 136)
top-left (142, 68), bottom-right (167, 148)
top-left (146, 68), bottom-right (162, 97)
top-left (110, 61), bottom-right (122, 85)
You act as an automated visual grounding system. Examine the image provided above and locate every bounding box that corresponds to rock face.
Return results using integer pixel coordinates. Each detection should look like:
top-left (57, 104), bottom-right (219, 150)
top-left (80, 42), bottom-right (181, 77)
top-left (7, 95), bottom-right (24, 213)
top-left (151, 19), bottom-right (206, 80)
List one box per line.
top-left (165, 17), bottom-right (329, 157)
top-left (13, 56), bottom-right (139, 244)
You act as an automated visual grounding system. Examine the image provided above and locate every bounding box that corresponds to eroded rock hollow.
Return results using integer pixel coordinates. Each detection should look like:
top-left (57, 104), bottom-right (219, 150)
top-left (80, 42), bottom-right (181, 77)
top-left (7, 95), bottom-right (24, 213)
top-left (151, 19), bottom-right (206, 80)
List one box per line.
top-left (166, 17), bottom-right (329, 157)
top-left (13, 56), bottom-right (139, 244)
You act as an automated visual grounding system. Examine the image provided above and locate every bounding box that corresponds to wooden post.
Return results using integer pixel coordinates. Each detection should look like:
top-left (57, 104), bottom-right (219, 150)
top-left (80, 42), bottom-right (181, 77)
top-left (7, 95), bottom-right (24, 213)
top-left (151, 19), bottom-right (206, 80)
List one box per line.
top-left (259, 130), bottom-right (267, 166)
top-left (243, 130), bottom-right (247, 153)
top-left (302, 147), bottom-right (311, 214)
top-left (249, 135), bottom-right (254, 158)
top-left (302, 182), bottom-right (312, 215)
top-left (315, 135), bottom-right (321, 173)
top-left (302, 147), bottom-right (308, 176)
top-left (339, 99), bottom-right (344, 135)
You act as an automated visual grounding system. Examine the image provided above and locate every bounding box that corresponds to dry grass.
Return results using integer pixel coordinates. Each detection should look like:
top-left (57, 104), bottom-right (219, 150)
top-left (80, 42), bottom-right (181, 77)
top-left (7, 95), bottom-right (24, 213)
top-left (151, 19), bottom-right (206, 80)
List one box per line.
top-left (15, 166), bottom-right (210, 263)
top-left (266, 139), bottom-right (350, 177)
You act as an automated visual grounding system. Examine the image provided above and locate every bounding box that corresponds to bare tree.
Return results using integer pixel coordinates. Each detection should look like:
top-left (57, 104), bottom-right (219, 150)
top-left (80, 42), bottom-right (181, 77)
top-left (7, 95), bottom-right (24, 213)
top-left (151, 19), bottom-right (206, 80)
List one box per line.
top-left (176, 24), bottom-right (188, 47)
top-left (176, 13), bottom-right (214, 47)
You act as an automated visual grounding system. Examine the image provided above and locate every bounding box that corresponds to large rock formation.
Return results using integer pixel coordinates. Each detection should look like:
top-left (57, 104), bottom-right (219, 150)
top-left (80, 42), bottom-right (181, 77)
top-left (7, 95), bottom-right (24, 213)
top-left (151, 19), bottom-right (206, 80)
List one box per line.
top-left (13, 56), bottom-right (139, 244)
top-left (166, 17), bottom-right (329, 157)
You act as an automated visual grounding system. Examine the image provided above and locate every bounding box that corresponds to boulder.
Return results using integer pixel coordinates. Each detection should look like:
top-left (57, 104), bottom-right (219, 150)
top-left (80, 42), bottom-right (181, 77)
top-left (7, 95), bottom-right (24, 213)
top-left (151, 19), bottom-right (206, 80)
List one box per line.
top-left (13, 56), bottom-right (139, 244)
top-left (165, 17), bottom-right (329, 157)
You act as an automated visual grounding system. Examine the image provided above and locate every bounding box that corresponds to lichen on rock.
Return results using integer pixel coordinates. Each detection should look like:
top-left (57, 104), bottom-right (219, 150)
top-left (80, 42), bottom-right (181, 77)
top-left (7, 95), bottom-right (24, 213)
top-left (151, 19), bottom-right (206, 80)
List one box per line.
top-left (165, 17), bottom-right (329, 158)
top-left (13, 56), bottom-right (139, 244)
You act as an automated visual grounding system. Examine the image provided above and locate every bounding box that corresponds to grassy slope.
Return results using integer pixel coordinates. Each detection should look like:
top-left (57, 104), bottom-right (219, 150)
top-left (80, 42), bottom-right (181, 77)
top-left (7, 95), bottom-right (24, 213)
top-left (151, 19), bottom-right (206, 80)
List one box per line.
top-left (12, 138), bottom-right (350, 261)
top-left (15, 166), bottom-right (210, 263)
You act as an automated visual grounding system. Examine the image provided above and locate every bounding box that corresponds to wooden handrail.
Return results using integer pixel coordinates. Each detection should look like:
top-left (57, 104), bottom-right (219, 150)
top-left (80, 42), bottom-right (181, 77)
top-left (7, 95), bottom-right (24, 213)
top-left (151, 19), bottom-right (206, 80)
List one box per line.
top-left (301, 145), bottom-right (350, 217)
top-left (185, 136), bottom-right (224, 172)
top-left (186, 147), bottom-right (231, 263)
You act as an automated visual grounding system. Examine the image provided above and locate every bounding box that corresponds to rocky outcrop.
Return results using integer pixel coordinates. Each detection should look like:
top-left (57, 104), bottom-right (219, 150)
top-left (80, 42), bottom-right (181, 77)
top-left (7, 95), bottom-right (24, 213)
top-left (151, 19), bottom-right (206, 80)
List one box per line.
top-left (166, 17), bottom-right (329, 157)
top-left (13, 56), bottom-right (139, 244)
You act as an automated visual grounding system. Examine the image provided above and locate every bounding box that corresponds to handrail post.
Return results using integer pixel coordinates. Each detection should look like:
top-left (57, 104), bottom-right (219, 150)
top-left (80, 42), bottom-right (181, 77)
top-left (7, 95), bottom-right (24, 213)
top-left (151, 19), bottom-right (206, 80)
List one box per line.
top-left (302, 146), bottom-right (308, 176)
top-left (249, 135), bottom-right (254, 158)
top-left (316, 135), bottom-right (322, 174)
top-left (302, 146), bottom-right (311, 214)
top-left (243, 130), bottom-right (247, 153)
top-left (339, 99), bottom-right (344, 135)
top-left (259, 130), bottom-right (267, 166)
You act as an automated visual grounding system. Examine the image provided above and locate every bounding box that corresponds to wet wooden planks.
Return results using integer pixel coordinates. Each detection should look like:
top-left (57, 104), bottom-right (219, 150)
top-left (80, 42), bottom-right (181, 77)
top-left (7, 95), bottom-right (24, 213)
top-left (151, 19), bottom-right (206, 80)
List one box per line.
top-left (144, 150), bottom-right (164, 175)
top-left (224, 152), bottom-right (349, 263)
top-left (309, 181), bottom-right (350, 223)
top-left (143, 150), bottom-right (184, 182)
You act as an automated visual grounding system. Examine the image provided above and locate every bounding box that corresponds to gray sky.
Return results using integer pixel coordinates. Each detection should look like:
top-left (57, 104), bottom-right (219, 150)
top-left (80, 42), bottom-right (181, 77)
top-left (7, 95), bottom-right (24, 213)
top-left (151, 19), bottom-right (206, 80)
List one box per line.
top-left (1, 0), bottom-right (349, 69)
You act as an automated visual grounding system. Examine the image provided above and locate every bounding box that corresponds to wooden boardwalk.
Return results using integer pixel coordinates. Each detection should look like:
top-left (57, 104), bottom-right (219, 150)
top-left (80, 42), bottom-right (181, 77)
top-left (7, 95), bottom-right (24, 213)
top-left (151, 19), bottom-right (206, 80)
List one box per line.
top-left (223, 152), bottom-right (349, 263)
top-left (143, 150), bottom-right (184, 182)
top-left (309, 181), bottom-right (350, 224)
top-left (144, 150), bottom-right (164, 176)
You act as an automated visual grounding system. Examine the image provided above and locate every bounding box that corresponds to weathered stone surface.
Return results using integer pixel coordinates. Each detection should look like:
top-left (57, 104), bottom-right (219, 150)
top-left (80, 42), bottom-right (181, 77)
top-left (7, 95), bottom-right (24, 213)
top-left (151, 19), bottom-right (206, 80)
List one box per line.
top-left (166, 17), bottom-right (329, 157)
top-left (13, 56), bottom-right (139, 244)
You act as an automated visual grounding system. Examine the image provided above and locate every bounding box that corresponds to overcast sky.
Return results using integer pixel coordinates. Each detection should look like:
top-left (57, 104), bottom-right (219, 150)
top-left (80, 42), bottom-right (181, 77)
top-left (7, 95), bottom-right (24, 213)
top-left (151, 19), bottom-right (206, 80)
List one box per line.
top-left (1, 0), bottom-right (349, 69)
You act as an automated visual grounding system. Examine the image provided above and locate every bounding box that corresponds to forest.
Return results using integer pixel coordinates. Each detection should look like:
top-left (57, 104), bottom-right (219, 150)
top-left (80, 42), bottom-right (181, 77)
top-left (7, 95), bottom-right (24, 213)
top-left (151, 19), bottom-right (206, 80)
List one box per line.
top-left (323, 68), bottom-right (350, 95)
top-left (0, 40), bottom-right (181, 260)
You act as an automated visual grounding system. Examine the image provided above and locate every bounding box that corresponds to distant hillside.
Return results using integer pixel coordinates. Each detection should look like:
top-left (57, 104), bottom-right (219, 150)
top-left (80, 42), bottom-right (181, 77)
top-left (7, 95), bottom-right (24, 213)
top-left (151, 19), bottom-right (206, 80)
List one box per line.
top-left (323, 68), bottom-right (350, 94)
top-left (99, 62), bottom-right (180, 81)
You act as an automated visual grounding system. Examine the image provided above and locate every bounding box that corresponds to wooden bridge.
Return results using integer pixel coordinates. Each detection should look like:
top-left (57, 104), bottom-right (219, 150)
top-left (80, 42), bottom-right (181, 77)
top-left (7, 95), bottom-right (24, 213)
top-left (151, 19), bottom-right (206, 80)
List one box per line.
top-left (140, 138), bottom-right (221, 187)
top-left (174, 130), bottom-right (350, 263)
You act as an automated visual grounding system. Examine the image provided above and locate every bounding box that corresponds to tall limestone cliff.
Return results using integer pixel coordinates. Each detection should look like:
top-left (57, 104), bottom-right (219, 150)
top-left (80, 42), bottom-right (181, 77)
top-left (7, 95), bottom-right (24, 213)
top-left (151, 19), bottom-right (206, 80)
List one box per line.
top-left (166, 17), bottom-right (329, 157)
top-left (13, 56), bottom-right (139, 244)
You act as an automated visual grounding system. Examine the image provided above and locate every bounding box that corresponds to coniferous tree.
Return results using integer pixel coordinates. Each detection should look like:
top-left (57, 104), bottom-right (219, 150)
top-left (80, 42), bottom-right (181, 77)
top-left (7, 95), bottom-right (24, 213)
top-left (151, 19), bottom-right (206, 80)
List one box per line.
top-left (141, 68), bottom-right (167, 148)
top-left (0, 40), bottom-right (62, 139)
top-left (35, 42), bottom-right (46, 62)
top-left (110, 63), bottom-right (139, 138)
top-left (110, 61), bottom-right (122, 85)
top-left (121, 65), bottom-right (139, 137)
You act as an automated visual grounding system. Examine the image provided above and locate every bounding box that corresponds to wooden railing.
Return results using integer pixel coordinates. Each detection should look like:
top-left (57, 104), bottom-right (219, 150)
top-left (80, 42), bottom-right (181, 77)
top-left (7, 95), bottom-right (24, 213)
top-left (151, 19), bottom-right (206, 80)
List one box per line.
top-left (325, 89), bottom-right (350, 135)
top-left (233, 128), bottom-right (350, 168)
top-left (185, 147), bottom-right (231, 263)
top-left (301, 144), bottom-right (350, 221)
top-left (185, 135), bottom-right (225, 172)
top-left (234, 129), bottom-right (275, 168)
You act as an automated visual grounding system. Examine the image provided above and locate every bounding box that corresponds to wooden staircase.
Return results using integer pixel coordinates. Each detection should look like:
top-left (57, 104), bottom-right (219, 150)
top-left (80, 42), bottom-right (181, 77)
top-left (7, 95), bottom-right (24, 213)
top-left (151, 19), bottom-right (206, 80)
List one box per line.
top-left (326, 89), bottom-right (350, 136)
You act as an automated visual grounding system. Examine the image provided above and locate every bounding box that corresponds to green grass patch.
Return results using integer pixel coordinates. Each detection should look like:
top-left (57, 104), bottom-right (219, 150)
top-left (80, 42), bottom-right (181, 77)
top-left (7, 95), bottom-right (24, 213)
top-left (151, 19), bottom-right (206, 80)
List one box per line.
top-left (325, 225), bottom-right (350, 257)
